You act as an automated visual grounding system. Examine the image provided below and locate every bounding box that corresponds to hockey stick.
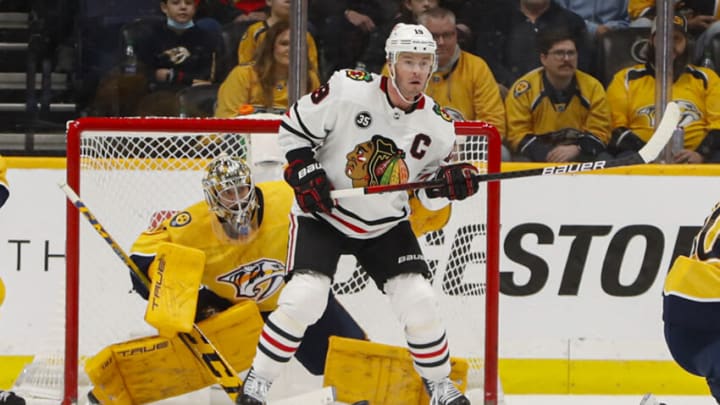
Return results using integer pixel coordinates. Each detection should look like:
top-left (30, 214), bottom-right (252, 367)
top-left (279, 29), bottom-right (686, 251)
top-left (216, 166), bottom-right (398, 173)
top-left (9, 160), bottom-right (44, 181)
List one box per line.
top-left (331, 101), bottom-right (681, 198)
top-left (59, 183), bottom-right (243, 402)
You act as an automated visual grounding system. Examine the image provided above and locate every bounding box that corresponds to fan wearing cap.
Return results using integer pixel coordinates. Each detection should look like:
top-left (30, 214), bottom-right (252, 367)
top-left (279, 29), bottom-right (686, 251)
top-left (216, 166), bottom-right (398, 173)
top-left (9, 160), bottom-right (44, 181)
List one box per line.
top-left (237, 22), bottom-right (475, 405)
top-left (606, 15), bottom-right (720, 163)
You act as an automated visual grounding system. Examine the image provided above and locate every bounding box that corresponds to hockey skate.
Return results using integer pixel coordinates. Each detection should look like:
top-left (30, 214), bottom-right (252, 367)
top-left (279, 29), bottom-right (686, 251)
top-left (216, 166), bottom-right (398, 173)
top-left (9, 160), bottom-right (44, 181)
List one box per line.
top-left (423, 377), bottom-right (471, 405)
top-left (639, 393), bottom-right (667, 405)
top-left (0, 390), bottom-right (25, 405)
top-left (236, 367), bottom-right (272, 405)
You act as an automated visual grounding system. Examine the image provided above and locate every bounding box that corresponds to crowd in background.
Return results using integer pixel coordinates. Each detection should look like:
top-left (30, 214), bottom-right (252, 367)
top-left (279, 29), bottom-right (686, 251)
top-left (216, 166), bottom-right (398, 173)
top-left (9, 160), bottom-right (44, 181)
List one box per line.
top-left (12, 0), bottom-right (720, 162)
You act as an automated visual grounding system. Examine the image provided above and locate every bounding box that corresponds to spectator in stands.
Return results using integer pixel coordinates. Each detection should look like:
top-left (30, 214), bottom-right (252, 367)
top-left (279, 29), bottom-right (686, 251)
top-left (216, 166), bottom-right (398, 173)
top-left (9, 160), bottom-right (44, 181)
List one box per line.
top-left (121, 0), bottom-right (221, 116)
top-left (606, 16), bottom-right (720, 163)
top-left (628, 0), bottom-right (720, 66)
top-left (355, 0), bottom-right (438, 74)
top-left (505, 29), bottom-right (611, 162)
top-left (556, 0), bottom-right (630, 39)
top-left (138, 0), bottom-right (219, 92)
top-left (237, 0), bottom-right (320, 74)
top-left (215, 20), bottom-right (320, 117)
top-left (415, 8), bottom-right (507, 139)
top-left (474, 0), bottom-right (591, 88)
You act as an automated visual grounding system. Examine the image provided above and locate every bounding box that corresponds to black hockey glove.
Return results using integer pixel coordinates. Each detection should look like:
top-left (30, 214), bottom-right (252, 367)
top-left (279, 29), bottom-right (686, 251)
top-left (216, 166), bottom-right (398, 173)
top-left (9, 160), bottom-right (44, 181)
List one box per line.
top-left (426, 163), bottom-right (479, 201)
top-left (284, 148), bottom-right (334, 214)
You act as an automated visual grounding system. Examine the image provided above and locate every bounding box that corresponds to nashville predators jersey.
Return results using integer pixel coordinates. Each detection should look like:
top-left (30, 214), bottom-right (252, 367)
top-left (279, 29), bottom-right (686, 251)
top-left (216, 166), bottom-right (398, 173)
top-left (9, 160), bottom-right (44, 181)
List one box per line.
top-left (130, 180), bottom-right (293, 313)
top-left (278, 69), bottom-right (457, 239)
top-left (664, 201), bottom-right (720, 330)
top-left (607, 63), bottom-right (720, 150)
top-left (237, 20), bottom-right (319, 74)
top-left (505, 67), bottom-right (611, 151)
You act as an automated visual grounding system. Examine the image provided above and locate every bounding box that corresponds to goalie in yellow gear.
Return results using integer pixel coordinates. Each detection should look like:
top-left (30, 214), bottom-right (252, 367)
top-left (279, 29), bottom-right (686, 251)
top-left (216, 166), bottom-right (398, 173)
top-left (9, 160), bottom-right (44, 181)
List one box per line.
top-left (86, 156), bottom-right (366, 404)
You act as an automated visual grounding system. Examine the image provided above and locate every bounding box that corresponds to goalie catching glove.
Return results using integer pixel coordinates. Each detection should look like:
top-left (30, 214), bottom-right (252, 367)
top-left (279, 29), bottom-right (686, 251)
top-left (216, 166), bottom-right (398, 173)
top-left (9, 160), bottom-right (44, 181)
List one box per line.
top-left (284, 147), bottom-right (334, 214)
top-left (426, 163), bottom-right (479, 201)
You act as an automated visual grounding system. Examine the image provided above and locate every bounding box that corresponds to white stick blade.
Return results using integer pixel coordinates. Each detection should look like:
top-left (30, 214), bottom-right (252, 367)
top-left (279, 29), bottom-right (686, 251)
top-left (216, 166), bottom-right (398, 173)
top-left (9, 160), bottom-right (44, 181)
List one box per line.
top-left (638, 101), bottom-right (681, 163)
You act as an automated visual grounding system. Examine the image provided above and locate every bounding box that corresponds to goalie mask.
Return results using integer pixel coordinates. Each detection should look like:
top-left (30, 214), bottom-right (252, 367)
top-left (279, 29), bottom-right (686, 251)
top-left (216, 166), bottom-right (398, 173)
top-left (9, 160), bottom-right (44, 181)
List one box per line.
top-left (385, 23), bottom-right (437, 103)
top-left (202, 155), bottom-right (260, 243)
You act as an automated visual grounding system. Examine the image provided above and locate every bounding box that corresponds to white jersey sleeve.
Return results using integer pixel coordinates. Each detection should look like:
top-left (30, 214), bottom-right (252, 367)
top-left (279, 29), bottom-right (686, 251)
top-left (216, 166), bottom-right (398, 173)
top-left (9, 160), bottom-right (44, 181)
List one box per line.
top-left (278, 69), bottom-right (457, 239)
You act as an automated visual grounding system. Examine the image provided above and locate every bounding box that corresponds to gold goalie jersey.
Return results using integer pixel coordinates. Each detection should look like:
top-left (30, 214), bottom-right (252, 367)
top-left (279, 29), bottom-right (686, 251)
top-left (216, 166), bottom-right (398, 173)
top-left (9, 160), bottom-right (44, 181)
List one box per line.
top-left (607, 63), bottom-right (720, 150)
top-left (130, 180), bottom-right (293, 313)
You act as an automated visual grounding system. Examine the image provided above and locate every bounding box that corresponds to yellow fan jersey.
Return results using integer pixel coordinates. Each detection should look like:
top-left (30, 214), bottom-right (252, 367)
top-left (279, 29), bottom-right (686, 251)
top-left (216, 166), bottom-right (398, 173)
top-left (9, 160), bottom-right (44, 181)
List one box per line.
top-left (505, 67), bottom-right (611, 151)
top-left (607, 63), bottom-right (720, 150)
top-left (214, 64), bottom-right (320, 118)
top-left (237, 20), bottom-right (319, 74)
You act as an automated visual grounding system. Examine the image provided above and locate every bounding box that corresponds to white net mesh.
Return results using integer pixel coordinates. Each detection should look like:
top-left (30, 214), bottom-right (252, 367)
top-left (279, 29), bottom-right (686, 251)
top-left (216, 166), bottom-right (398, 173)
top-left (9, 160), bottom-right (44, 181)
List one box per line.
top-left (17, 117), bottom-right (498, 403)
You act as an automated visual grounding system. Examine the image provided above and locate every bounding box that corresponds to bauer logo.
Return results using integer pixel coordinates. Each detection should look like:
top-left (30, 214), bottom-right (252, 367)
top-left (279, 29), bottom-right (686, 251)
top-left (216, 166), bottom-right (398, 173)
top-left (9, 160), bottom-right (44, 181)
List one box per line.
top-left (218, 258), bottom-right (285, 302)
top-left (398, 253), bottom-right (424, 264)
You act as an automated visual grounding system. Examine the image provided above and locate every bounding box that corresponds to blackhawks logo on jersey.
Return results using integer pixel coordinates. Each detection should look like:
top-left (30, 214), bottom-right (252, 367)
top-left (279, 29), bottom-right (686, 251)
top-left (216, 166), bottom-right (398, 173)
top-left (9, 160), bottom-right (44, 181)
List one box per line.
top-left (218, 258), bottom-right (285, 303)
top-left (345, 134), bottom-right (409, 187)
top-left (432, 104), bottom-right (453, 122)
top-left (345, 69), bottom-right (373, 82)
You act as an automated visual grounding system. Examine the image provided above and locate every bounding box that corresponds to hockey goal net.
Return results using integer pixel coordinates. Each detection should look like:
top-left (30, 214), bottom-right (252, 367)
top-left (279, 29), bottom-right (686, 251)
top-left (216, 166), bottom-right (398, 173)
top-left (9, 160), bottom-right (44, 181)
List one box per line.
top-left (19, 117), bottom-right (501, 404)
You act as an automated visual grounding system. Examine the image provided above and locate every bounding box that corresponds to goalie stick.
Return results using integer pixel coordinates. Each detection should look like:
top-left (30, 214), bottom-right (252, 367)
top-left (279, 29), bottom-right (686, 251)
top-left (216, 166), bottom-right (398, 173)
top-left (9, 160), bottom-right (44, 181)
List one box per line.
top-left (330, 101), bottom-right (681, 198)
top-left (58, 183), bottom-right (244, 402)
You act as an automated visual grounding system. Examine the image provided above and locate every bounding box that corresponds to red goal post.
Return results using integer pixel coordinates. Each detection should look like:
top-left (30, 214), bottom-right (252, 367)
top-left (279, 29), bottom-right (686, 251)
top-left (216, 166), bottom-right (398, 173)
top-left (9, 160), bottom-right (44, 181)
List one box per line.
top-left (61, 117), bottom-right (501, 405)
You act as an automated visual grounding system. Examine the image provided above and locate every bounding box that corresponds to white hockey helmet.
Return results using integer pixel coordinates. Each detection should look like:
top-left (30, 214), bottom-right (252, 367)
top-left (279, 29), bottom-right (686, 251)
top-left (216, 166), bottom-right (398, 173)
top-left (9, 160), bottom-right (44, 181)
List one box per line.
top-left (202, 155), bottom-right (260, 243)
top-left (385, 23), bottom-right (438, 73)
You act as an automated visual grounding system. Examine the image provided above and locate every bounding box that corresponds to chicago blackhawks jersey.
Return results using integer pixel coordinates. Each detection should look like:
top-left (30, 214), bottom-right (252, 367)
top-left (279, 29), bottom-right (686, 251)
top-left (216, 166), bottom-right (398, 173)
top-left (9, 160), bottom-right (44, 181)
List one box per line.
top-left (607, 63), bottom-right (720, 150)
top-left (278, 69), bottom-right (457, 239)
top-left (130, 180), bottom-right (293, 313)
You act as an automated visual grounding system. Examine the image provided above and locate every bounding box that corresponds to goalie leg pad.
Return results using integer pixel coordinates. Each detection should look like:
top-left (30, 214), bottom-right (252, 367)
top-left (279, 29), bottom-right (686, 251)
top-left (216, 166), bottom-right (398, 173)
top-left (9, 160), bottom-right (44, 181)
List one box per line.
top-left (86, 301), bottom-right (262, 404)
top-left (145, 242), bottom-right (205, 337)
top-left (323, 336), bottom-right (469, 405)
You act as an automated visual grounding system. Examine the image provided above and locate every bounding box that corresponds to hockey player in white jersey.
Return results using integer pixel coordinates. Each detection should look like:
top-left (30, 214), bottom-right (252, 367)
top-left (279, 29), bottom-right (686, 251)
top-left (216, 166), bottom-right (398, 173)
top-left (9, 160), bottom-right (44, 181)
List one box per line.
top-left (238, 23), bottom-right (477, 405)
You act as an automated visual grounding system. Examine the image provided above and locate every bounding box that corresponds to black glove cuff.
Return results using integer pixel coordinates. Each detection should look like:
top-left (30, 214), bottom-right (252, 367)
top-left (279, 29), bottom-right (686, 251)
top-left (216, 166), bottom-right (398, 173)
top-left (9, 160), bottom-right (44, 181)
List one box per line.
top-left (610, 127), bottom-right (645, 153)
top-left (696, 129), bottom-right (720, 159)
top-left (286, 147), bottom-right (315, 164)
top-left (577, 132), bottom-right (606, 156)
top-left (519, 134), bottom-right (552, 162)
